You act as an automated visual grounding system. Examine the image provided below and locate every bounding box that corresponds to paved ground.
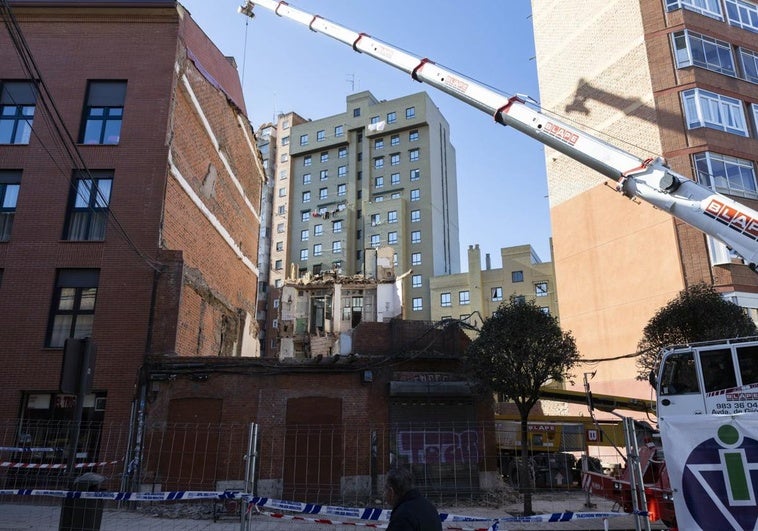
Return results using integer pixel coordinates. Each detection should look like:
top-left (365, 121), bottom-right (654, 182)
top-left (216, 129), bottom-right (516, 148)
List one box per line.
top-left (0, 491), bottom-right (669, 530)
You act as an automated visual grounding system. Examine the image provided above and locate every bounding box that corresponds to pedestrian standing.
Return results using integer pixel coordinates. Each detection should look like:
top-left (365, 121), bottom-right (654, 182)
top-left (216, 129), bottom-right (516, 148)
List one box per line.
top-left (384, 467), bottom-right (442, 531)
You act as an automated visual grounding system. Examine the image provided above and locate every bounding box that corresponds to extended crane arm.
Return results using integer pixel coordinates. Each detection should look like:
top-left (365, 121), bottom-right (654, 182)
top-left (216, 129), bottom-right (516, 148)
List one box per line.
top-left (239, 0), bottom-right (758, 267)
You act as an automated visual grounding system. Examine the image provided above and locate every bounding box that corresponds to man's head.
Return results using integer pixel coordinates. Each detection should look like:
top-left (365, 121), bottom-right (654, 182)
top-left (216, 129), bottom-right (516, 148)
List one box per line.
top-left (384, 466), bottom-right (414, 505)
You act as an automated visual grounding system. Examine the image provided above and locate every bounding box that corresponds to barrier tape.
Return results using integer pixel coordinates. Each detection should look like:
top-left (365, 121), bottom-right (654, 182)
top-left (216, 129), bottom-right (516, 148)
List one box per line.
top-left (0, 446), bottom-right (63, 453)
top-left (0, 489), bottom-right (643, 524)
top-left (0, 459), bottom-right (120, 470)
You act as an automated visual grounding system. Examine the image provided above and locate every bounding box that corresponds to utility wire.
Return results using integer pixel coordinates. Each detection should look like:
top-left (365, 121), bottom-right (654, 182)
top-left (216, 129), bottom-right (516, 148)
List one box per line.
top-left (0, 0), bottom-right (163, 272)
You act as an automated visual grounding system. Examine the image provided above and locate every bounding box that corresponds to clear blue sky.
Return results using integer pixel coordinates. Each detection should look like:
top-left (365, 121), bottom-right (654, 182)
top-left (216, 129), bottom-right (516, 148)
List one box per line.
top-left (179, 0), bottom-right (552, 269)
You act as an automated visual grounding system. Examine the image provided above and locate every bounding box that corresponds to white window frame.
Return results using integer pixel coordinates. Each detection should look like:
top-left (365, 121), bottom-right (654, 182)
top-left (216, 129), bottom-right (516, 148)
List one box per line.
top-left (671, 30), bottom-right (735, 76)
top-left (681, 88), bottom-right (748, 136)
top-left (666, 0), bottom-right (724, 20)
top-left (412, 297), bottom-right (423, 311)
top-left (725, 0), bottom-right (758, 32)
top-left (411, 275), bottom-right (422, 288)
top-left (694, 151), bottom-right (758, 199)
top-left (459, 290), bottom-right (470, 305)
top-left (411, 252), bottom-right (421, 265)
top-left (441, 292), bottom-right (452, 307)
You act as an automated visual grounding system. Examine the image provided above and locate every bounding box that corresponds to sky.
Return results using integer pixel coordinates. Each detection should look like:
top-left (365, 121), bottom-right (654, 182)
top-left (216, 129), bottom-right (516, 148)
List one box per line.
top-left (179, 0), bottom-right (552, 270)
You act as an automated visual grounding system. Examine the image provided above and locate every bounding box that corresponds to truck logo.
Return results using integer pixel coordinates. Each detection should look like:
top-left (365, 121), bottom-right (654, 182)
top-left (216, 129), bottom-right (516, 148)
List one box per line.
top-left (682, 424), bottom-right (758, 530)
top-left (543, 122), bottom-right (579, 146)
top-left (704, 199), bottom-right (758, 241)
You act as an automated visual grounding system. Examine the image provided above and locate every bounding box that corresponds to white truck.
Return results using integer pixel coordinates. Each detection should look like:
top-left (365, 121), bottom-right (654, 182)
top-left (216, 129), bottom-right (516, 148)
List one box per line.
top-left (238, 2), bottom-right (758, 528)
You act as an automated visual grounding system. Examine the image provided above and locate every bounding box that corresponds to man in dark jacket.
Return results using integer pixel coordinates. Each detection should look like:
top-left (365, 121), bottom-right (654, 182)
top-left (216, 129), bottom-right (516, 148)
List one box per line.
top-left (384, 466), bottom-right (442, 531)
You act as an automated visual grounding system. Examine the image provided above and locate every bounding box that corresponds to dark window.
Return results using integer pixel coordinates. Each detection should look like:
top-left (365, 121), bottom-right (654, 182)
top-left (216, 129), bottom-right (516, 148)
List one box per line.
top-left (65, 170), bottom-right (112, 241)
top-left (80, 81), bottom-right (126, 144)
top-left (0, 170), bottom-right (21, 241)
top-left (47, 269), bottom-right (99, 348)
top-left (0, 81), bottom-right (36, 144)
top-left (512, 270), bottom-right (524, 283)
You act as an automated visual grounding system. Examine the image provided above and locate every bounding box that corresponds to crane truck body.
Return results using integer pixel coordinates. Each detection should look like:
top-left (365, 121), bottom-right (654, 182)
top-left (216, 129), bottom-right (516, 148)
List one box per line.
top-left (238, 2), bottom-right (758, 528)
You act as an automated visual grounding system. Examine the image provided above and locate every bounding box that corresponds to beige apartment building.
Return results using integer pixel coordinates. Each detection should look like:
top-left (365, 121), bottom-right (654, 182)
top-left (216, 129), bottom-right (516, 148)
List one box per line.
top-left (532, 0), bottom-right (758, 399)
top-left (286, 91), bottom-right (460, 317)
top-left (429, 244), bottom-right (558, 330)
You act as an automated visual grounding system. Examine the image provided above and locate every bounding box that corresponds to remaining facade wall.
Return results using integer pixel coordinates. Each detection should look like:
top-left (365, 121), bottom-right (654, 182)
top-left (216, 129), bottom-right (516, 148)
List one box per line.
top-left (532, 0), bottom-right (758, 399)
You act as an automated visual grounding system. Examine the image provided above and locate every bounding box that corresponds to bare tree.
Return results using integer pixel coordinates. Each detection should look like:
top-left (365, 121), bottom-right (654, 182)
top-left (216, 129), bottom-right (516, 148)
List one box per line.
top-left (635, 283), bottom-right (757, 380)
top-left (464, 297), bottom-right (579, 516)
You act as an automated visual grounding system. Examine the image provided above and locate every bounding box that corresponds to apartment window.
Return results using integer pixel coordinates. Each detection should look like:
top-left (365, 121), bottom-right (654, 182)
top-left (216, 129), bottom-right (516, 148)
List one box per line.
top-left (337, 183), bottom-right (346, 196)
top-left (333, 220), bottom-right (343, 233)
top-left (410, 189), bottom-right (420, 201)
top-left (320, 152), bottom-right (329, 163)
top-left (411, 230), bottom-right (421, 243)
top-left (672, 30), bottom-right (735, 76)
top-left (65, 170), bottom-right (112, 241)
top-left (0, 171), bottom-right (20, 241)
top-left (317, 130), bottom-right (325, 142)
top-left (276, 222), bottom-right (285, 233)
top-left (278, 187), bottom-right (286, 197)
top-left (390, 153), bottom-right (400, 165)
top-left (304, 155), bottom-right (312, 166)
top-left (682, 88), bottom-right (748, 136)
top-left (391, 173), bottom-right (400, 185)
top-left (665, 0), bottom-right (723, 19)
top-left (314, 224), bottom-right (323, 236)
top-left (374, 157), bottom-right (384, 168)
top-left (375, 176), bottom-right (384, 188)
top-left (0, 81), bottom-right (36, 144)
top-left (411, 252), bottom-right (421, 265)
top-left (278, 203), bottom-right (287, 215)
top-left (335, 125), bottom-right (344, 137)
top-left (375, 138), bottom-right (384, 149)
top-left (388, 231), bottom-right (398, 244)
top-left (301, 211), bottom-right (310, 222)
top-left (353, 108), bottom-right (361, 117)
top-left (410, 210), bottom-right (420, 223)
top-left (387, 111), bottom-right (397, 123)
top-left (375, 195), bottom-right (384, 202)
top-left (275, 259), bottom-right (283, 270)
top-left (388, 210), bottom-right (398, 223)
top-left (301, 229), bottom-right (309, 241)
top-left (303, 173), bottom-right (311, 185)
top-left (370, 213), bottom-right (381, 226)
top-left (694, 151), bottom-right (757, 198)
top-left (539, 307), bottom-right (550, 315)
top-left (276, 241), bottom-right (284, 251)
top-left (492, 287), bottom-right (503, 301)
top-left (740, 48), bottom-right (758, 82)
top-left (299, 134), bottom-right (308, 145)
top-left (275, 279), bottom-right (283, 288)
top-left (441, 292), bottom-right (452, 307)
top-left (282, 136), bottom-right (290, 146)
top-left (725, 0), bottom-right (758, 32)
top-left (300, 249), bottom-right (309, 260)
top-left (512, 270), bottom-right (524, 282)
top-left (370, 115), bottom-right (380, 124)
top-left (338, 146), bottom-right (347, 158)
top-left (412, 298), bottom-right (423, 311)
top-left (320, 169), bottom-right (328, 180)
top-left (282, 120), bottom-right (290, 129)
top-left (459, 290), bottom-right (470, 305)
top-left (302, 191), bottom-right (311, 203)
top-left (319, 187), bottom-right (328, 200)
top-left (391, 134), bottom-right (400, 146)
top-left (410, 168), bottom-right (420, 181)
top-left (47, 269), bottom-right (99, 348)
top-left (80, 81), bottom-right (126, 145)
top-left (279, 170), bottom-right (288, 180)
top-left (409, 148), bottom-right (420, 162)
top-left (535, 281), bottom-right (549, 297)
top-left (332, 241), bottom-right (342, 253)
top-left (411, 274), bottom-right (422, 288)
top-left (391, 192), bottom-right (401, 199)
top-left (406, 106), bottom-right (416, 119)
top-left (393, 253), bottom-right (398, 267)
top-left (409, 130), bottom-right (419, 142)
top-left (370, 234), bottom-right (380, 247)
top-left (313, 243), bottom-right (323, 256)
top-left (280, 153), bottom-right (288, 163)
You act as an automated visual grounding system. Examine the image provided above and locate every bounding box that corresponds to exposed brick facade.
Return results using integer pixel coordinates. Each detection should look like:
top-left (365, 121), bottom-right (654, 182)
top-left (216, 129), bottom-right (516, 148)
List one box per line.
top-left (0, 2), bottom-right (261, 427)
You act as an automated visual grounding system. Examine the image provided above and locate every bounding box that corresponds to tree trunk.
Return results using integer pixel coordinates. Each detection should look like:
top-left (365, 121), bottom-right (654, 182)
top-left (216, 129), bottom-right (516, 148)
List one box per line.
top-left (520, 415), bottom-right (533, 515)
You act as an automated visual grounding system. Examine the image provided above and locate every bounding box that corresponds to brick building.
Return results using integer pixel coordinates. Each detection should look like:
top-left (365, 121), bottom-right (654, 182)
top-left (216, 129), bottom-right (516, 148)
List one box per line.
top-left (532, 0), bottom-right (758, 399)
top-left (141, 319), bottom-right (499, 502)
top-left (0, 0), bottom-right (262, 449)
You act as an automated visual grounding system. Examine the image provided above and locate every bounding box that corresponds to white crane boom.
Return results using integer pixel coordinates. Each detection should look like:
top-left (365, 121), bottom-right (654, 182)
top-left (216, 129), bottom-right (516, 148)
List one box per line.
top-left (239, 0), bottom-right (758, 267)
